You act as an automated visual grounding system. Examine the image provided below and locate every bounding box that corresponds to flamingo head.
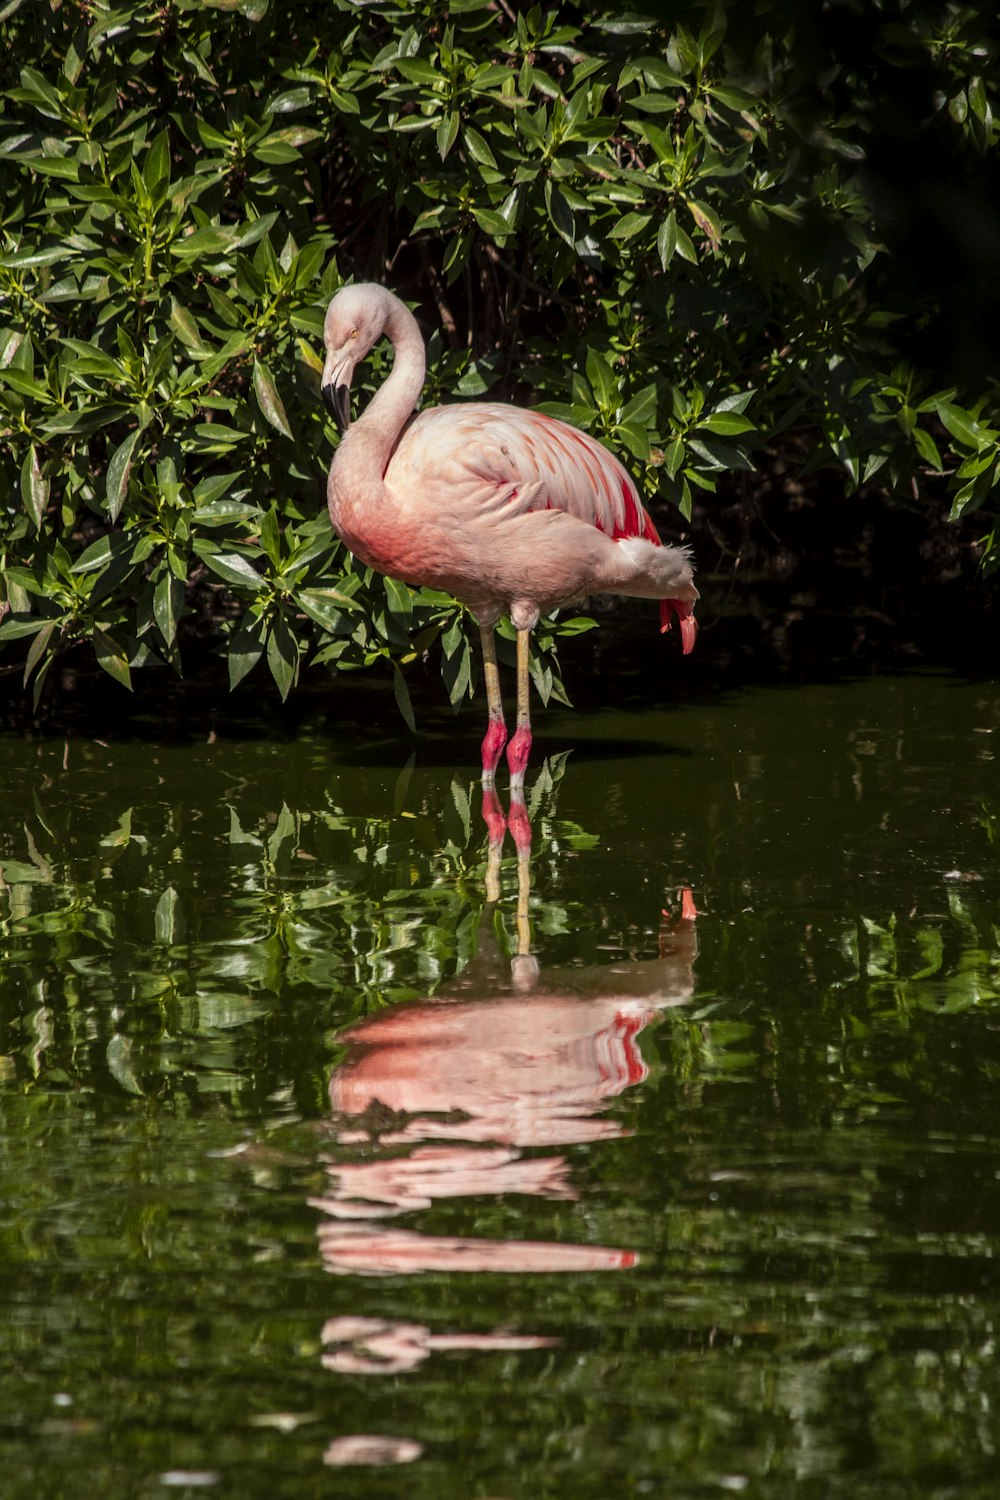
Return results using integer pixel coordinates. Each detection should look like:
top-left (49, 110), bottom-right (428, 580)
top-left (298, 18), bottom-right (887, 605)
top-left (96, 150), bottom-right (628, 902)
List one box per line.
top-left (321, 284), bottom-right (391, 431)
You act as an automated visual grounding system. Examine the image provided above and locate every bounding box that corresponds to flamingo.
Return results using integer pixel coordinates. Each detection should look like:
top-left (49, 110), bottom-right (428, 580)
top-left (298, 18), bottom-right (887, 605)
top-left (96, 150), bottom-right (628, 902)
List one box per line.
top-left (320, 283), bottom-right (698, 788)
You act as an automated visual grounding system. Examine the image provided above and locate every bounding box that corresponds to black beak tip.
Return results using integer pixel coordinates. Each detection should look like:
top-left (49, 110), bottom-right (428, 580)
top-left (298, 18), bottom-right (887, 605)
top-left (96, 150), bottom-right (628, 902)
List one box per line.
top-left (321, 382), bottom-right (351, 432)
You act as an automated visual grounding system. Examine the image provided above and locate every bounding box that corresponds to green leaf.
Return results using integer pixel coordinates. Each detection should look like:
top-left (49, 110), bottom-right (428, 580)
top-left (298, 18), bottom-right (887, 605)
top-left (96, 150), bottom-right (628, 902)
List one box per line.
top-left (170, 226), bottom-right (237, 260)
top-left (657, 214), bottom-right (677, 269)
top-left (200, 550), bottom-right (266, 591)
top-left (0, 367), bottom-right (51, 400)
top-left (673, 217), bottom-right (698, 263)
top-left (442, 229), bottom-right (471, 279)
top-left (913, 426), bottom-right (944, 471)
top-left (544, 179), bottom-right (576, 247)
top-left (61, 338), bottom-right (122, 381)
top-left (463, 126), bottom-right (497, 168)
top-left (266, 614), bottom-right (298, 700)
top-left (0, 245), bottom-right (67, 270)
top-left (617, 421), bottom-right (650, 462)
top-left (472, 206), bottom-right (514, 237)
top-left (713, 391), bottom-right (754, 415)
top-left (297, 586), bottom-right (359, 631)
top-left (252, 359), bottom-right (294, 438)
top-left (968, 76), bottom-right (990, 125)
top-left (25, 156), bottom-right (80, 180)
top-left (392, 663), bottom-right (416, 733)
top-left (193, 471), bottom-right (245, 506)
top-left (2, 567), bottom-right (51, 599)
top-left (23, 619), bottom-right (56, 687)
top-left (93, 627), bottom-right (132, 689)
top-left (687, 199), bottom-right (723, 249)
top-left (608, 211), bottom-right (652, 241)
top-left (700, 411), bottom-right (755, 436)
top-left (395, 57), bottom-right (442, 86)
top-left (949, 91), bottom-right (968, 124)
top-left (154, 570), bottom-right (185, 647)
top-left (70, 533), bottom-right (136, 574)
top-left (689, 435), bottom-right (753, 472)
top-left (143, 129), bottom-right (171, 195)
top-left (664, 436), bottom-right (685, 478)
top-left (442, 633), bottom-right (472, 706)
top-left (268, 86), bottom-right (312, 113)
top-left (0, 616), bottom-right (53, 642)
top-left (949, 469), bottom-right (995, 520)
top-left (252, 137), bottom-right (301, 165)
top-left (259, 505), bottom-right (282, 566)
top-left (936, 401), bottom-right (986, 451)
top-left (553, 615), bottom-right (598, 636)
top-left (620, 386), bottom-right (658, 427)
top-left (106, 428), bottom-right (143, 521)
top-left (168, 298), bottom-right (209, 352)
top-left (17, 65), bottom-right (64, 117)
top-left (586, 348), bottom-right (616, 412)
top-left (436, 110), bottom-right (460, 161)
top-left (228, 612), bottom-right (266, 688)
top-left (20, 445), bottom-right (49, 530)
top-left (384, 575), bottom-right (413, 620)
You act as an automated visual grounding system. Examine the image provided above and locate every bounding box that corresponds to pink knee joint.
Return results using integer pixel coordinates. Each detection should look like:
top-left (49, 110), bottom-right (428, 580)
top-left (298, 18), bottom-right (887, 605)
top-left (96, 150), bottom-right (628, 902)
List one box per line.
top-left (506, 726), bottom-right (532, 784)
top-left (481, 717), bottom-right (508, 778)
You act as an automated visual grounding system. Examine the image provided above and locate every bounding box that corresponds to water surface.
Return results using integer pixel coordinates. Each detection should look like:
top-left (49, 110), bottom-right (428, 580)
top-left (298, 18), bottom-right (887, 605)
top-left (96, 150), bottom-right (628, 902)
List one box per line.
top-left (1, 670), bottom-right (998, 1498)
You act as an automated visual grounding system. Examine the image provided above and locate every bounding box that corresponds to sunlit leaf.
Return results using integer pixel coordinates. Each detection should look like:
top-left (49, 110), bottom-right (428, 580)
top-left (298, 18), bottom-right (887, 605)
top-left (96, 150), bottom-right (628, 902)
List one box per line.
top-left (252, 359), bottom-right (294, 439)
top-left (20, 444), bottom-right (49, 530)
top-left (106, 428), bottom-right (143, 521)
top-left (201, 552), bottom-right (266, 591)
top-left (154, 570), bottom-right (185, 647)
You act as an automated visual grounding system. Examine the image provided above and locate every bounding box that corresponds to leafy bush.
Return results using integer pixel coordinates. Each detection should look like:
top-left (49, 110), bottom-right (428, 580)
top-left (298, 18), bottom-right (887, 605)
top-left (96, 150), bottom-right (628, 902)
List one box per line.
top-left (1, 0), bottom-right (996, 707)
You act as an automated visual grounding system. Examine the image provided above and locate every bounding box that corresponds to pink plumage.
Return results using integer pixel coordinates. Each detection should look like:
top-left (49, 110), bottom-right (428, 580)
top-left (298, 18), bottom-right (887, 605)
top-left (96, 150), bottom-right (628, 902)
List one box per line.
top-left (321, 283), bottom-right (698, 792)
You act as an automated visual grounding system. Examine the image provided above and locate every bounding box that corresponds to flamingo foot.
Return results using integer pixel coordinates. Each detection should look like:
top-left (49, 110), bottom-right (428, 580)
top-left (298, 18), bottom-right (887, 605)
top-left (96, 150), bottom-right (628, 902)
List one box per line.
top-left (505, 725), bottom-right (532, 789)
top-left (481, 717), bottom-right (508, 783)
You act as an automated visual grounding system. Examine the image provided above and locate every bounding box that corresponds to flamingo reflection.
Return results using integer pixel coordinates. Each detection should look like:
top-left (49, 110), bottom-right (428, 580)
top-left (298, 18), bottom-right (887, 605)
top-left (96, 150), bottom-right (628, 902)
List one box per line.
top-left (312, 785), bottom-right (697, 1288)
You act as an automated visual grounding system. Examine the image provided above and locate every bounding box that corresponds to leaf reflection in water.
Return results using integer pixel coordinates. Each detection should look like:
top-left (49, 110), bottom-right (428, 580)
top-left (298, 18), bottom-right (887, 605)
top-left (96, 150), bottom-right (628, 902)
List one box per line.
top-left (312, 785), bottom-right (697, 1295)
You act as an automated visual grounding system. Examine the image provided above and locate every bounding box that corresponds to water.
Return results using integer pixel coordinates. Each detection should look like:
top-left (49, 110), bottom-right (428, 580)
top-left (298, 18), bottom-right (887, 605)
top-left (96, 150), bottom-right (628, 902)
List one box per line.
top-left (1, 669), bottom-right (998, 1498)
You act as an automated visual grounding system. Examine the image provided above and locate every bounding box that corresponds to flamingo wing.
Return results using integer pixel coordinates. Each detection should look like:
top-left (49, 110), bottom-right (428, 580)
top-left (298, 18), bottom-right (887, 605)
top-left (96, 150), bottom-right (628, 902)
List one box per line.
top-left (387, 401), bottom-right (693, 645)
top-left (394, 403), bottom-right (662, 544)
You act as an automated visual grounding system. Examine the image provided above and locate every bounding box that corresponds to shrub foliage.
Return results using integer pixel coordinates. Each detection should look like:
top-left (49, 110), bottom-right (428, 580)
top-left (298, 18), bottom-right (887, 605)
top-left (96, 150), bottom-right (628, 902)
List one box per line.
top-left (0, 0), bottom-right (997, 705)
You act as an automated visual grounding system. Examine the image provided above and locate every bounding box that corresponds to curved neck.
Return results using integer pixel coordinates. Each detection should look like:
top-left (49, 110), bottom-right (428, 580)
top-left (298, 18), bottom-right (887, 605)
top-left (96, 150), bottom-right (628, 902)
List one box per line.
top-left (366, 296), bottom-right (426, 439)
top-left (337, 295), bottom-right (425, 494)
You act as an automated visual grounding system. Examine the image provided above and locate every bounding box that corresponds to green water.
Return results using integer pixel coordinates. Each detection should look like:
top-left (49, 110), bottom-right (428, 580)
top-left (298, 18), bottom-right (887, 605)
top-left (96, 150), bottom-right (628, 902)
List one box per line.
top-left (1, 670), bottom-right (998, 1498)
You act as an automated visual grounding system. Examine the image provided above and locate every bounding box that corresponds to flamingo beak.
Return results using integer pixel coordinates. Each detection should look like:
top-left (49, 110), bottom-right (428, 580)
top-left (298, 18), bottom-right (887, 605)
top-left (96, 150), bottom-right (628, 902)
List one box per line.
top-left (321, 353), bottom-right (353, 432)
top-left (322, 380), bottom-right (352, 432)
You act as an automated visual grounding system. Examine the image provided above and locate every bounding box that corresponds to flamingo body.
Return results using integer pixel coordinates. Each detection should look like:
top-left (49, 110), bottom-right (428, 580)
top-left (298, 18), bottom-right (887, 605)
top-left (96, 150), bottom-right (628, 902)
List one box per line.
top-left (321, 283), bottom-right (698, 785)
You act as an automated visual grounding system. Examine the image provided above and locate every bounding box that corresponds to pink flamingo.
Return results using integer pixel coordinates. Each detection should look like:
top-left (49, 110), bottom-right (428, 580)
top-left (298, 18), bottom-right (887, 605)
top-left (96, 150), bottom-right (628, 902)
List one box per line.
top-left (321, 283), bottom-right (698, 787)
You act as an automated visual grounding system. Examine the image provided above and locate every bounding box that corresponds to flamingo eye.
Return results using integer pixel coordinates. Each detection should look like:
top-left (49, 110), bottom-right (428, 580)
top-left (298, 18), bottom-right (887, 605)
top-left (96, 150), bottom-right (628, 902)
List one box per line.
top-left (349, 327), bottom-right (358, 339)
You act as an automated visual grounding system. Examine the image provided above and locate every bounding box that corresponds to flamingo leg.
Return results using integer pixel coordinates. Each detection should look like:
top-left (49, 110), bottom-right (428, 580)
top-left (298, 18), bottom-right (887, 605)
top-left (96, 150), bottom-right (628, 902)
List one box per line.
top-left (505, 628), bottom-right (533, 789)
top-left (481, 784), bottom-right (506, 903)
top-left (506, 795), bottom-right (539, 990)
top-left (479, 623), bottom-right (507, 783)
